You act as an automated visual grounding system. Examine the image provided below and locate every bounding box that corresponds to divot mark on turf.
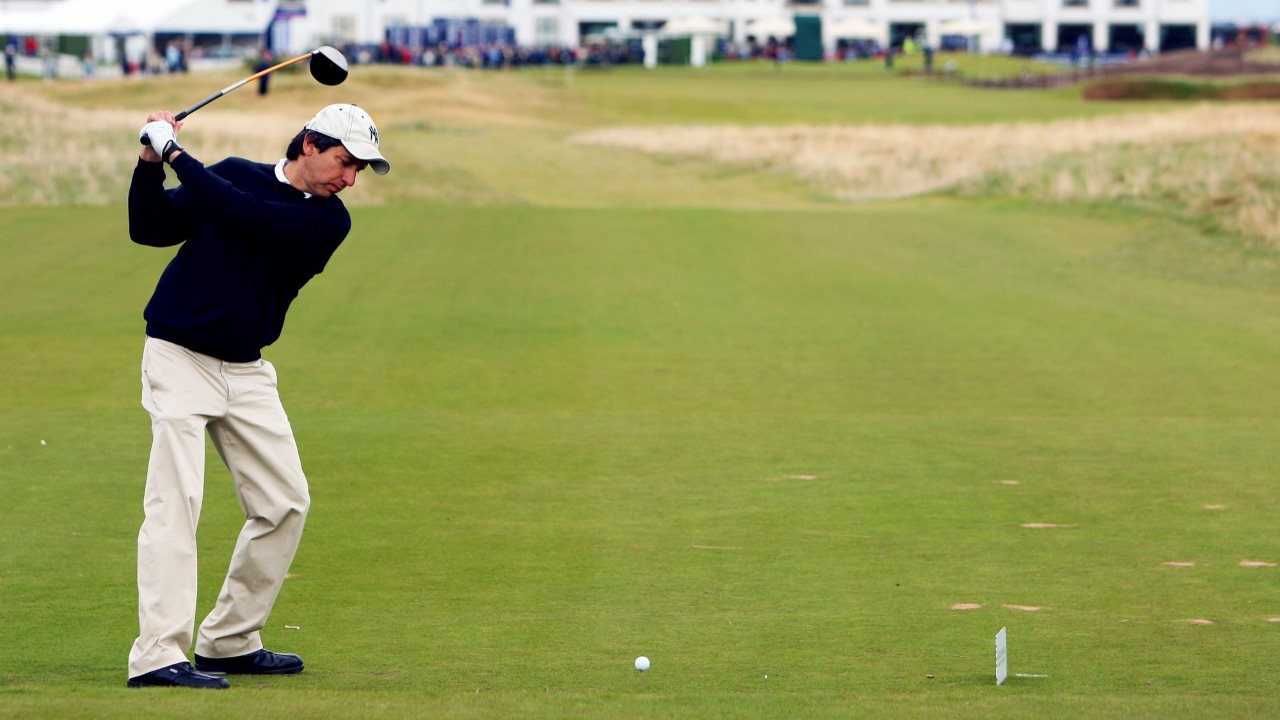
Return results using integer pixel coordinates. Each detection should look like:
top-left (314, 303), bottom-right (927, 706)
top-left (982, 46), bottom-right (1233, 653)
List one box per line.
top-left (692, 545), bottom-right (740, 551)
top-left (1182, 619), bottom-right (1215, 625)
top-left (1162, 562), bottom-right (1196, 568)
top-left (999, 480), bottom-right (1020, 486)
top-left (765, 474), bottom-right (819, 482)
top-left (950, 603), bottom-right (983, 611)
top-left (1003, 604), bottom-right (1043, 612)
top-left (1021, 522), bottom-right (1072, 529)
top-left (1266, 617), bottom-right (1280, 623)
top-left (1240, 560), bottom-right (1277, 568)
top-left (1203, 504), bottom-right (1227, 510)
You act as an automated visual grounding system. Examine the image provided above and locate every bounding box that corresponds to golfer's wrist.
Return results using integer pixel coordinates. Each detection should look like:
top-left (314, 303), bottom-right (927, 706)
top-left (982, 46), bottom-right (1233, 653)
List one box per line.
top-left (161, 140), bottom-right (184, 164)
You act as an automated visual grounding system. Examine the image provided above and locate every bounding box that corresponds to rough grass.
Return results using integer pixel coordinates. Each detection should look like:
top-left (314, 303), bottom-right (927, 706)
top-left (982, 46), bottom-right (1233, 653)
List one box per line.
top-left (0, 84), bottom-right (297, 205)
top-left (6, 64), bottom-right (1275, 244)
top-left (1246, 45), bottom-right (1280, 65)
top-left (960, 133), bottom-right (1280, 245)
top-left (1084, 78), bottom-right (1280, 101)
top-left (0, 67), bottom-right (578, 207)
top-left (574, 104), bottom-right (1280, 244)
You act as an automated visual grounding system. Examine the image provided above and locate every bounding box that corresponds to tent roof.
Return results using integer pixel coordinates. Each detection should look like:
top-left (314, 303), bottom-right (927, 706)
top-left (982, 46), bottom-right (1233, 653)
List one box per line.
top-left (155, 0), bottom-right (276, 34)
top-left (661, 16), bottom-right (728, 37)
top-left (0, 9), bottom-right (48, 34)
top-left (745, 16), bottom-right (795, 38)
top-left (826, 16), bottom-right (879, 39)
top-left (0, 0), bottom-right (125, 34)
top-left (938, 17), bottom-right (995, 35)
top-left (0, 0), bottom-right (275, 35)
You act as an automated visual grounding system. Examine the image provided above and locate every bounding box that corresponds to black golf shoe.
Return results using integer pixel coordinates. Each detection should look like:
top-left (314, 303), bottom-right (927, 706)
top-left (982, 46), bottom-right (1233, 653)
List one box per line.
top-left (194, 648), bottom-right (304, 675)
top-left (127, 661), bottom-right (230, 689)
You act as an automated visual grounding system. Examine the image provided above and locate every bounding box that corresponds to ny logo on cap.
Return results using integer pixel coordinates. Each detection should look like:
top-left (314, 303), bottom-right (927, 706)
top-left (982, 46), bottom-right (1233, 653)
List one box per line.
top-left (369, 126), bottom-right (379, 145)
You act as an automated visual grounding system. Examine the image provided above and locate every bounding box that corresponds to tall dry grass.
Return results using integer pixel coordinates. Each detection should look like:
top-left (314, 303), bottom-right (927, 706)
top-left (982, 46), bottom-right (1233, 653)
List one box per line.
top-left (962, 133), bottom-right (1280, 245)
top-left (0, 67), bottom-right (567, 208)
top-left (7, 71), bottom-right (1280, 246)
top-left (0, 86), bottom-right (359, 206)
top-left (573, 105), bottom-right (1280, 244)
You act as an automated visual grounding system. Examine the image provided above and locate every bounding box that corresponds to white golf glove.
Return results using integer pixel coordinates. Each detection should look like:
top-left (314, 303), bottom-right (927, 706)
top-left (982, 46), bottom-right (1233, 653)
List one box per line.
top-left (139, 120), bottom-right (183, 161)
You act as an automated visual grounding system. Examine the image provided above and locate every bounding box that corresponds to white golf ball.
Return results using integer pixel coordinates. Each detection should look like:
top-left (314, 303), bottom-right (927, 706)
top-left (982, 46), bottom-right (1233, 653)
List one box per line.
top-left (634, 656), bottom-right (650, 672)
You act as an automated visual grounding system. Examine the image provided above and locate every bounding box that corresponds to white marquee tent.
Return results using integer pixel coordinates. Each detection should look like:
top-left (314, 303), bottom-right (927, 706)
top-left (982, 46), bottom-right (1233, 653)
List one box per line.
top-left (0, 0), bottom-right (178, 35)
top-left (744, 16), bottom-right (795, 39)
top-left (937, 17), bottom-right (996, 36)
top-left (825, 16), bottom-right (879, 40)
top-left (0, 0), bottom-right (277, 75)
top-left (660, 16), bottom-right (729, 38)
top-left (154, 1), bottom-right (277, 35)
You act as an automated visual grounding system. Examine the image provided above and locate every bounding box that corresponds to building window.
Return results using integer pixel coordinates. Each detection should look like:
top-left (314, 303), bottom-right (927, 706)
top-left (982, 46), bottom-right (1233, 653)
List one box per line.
top-left (1063, 0), bottom-right (1088, 6)
top-left (535, 17), bottom-right (559, 44)
top-left (332, 15), bottom-right (356, 43)
top-left (844, 0), bottom-right (870, 5)
top-left (1114, 0), bottom-right (1138, 6)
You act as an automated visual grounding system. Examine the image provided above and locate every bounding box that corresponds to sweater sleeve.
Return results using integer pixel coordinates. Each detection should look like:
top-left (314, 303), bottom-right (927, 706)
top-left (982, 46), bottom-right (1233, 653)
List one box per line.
top-left (168, 153), bottom-right (351, 273)
top-left (128, 159), bottom-right (192, 247)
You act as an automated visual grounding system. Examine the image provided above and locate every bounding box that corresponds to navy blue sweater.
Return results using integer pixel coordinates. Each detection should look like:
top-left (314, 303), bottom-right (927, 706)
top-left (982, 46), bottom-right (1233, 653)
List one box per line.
top-left (129, 153), bottom-right (351, 362)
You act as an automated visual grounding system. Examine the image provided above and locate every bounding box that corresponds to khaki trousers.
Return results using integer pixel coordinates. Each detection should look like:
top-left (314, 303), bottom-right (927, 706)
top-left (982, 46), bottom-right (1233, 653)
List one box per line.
top-left (128, 337), bottom-right (310, 678)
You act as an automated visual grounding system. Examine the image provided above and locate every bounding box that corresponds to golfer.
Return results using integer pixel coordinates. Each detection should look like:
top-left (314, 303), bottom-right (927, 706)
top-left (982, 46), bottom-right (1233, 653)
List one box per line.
top-left (126, 104), bottom-right (389, 689)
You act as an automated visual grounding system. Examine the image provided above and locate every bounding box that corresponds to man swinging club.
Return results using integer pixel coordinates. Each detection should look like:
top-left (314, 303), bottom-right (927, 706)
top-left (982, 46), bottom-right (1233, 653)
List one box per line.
top-left (127, 104), bottom-right (390, 689)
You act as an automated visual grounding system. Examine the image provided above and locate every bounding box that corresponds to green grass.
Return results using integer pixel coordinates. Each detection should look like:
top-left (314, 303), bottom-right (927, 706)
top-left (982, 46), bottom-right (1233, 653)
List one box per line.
top-left (3, 64), bottom-right (1280, 717)
top-left (37, 61), bottom-right (1173, 130)
top-left (551, 62), bottom-right (1174, 125)
top-left (3, 193), bottom-right (1280, 717)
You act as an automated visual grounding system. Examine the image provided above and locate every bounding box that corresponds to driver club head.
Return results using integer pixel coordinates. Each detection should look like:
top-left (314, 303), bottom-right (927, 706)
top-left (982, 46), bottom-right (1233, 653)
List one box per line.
top-left (310, 46), bottom-right (348, 86)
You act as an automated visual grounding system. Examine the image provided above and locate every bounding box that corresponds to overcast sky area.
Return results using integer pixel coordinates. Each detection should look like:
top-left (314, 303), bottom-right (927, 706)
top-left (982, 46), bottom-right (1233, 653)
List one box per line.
top-left (1212, 0), bottom-right (1280, 22)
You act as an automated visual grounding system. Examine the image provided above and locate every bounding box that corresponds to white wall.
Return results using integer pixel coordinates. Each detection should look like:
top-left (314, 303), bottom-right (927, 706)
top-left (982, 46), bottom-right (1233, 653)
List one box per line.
top-left (296, 0), bottom-right (1209, 51)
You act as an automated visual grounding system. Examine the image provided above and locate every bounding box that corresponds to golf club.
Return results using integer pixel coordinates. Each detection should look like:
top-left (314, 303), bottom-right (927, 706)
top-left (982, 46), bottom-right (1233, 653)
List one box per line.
top-left (140, 46), bottom-right (347, 145)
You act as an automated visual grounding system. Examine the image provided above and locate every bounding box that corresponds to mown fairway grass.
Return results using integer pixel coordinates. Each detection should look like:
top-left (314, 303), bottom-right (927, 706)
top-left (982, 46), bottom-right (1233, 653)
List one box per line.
top-left (542, 62), bottom-right (1168, 126)
top-left (2, 64), bottom-right (1280, 719)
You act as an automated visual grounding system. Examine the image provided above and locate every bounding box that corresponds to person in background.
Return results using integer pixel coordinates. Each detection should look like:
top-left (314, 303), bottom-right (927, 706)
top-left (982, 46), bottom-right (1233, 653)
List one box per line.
top-left (41, 47), bottom-right (55, 83)
top-left (256, 48), bottom-right (272, 95)
top-left (166, 42), bottom-right (181, 73)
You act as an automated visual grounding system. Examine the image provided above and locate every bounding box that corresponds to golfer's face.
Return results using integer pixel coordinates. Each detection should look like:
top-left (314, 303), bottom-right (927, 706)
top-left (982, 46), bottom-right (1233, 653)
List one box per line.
top-left (309, 146), bottom-right (366, 197)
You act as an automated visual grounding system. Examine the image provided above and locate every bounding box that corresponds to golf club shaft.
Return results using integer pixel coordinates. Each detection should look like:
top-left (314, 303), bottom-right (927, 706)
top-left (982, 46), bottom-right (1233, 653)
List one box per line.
top-left (173, 51), bottom-right (314, 121)
top-left (138, 49), bottom-right (313, 143)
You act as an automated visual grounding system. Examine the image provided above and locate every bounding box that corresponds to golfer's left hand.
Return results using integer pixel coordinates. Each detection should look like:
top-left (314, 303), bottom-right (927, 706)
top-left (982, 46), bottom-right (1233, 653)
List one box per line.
top-left (138, 112), bottom-right (183, 163)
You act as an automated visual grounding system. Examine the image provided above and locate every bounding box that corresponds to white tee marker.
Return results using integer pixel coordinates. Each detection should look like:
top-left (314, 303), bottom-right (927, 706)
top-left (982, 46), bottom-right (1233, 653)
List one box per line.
top-left (995, 627), bottom-right (1008, 686)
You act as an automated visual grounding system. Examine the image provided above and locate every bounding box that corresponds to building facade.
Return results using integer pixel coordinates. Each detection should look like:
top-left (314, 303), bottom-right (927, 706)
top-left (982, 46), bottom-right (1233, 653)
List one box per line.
top-left (277, 0), bottom-right (1212, 54)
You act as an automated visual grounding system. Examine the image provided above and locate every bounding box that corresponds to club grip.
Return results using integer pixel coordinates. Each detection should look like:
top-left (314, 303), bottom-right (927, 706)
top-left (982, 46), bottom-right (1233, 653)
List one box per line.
top-left (138, 98), bottom-right (205, 144)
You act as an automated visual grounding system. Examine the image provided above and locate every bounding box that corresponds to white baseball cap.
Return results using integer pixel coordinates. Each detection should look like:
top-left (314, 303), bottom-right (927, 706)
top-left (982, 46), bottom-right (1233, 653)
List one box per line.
top-left (304, 103), bottom-right (390, 175)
